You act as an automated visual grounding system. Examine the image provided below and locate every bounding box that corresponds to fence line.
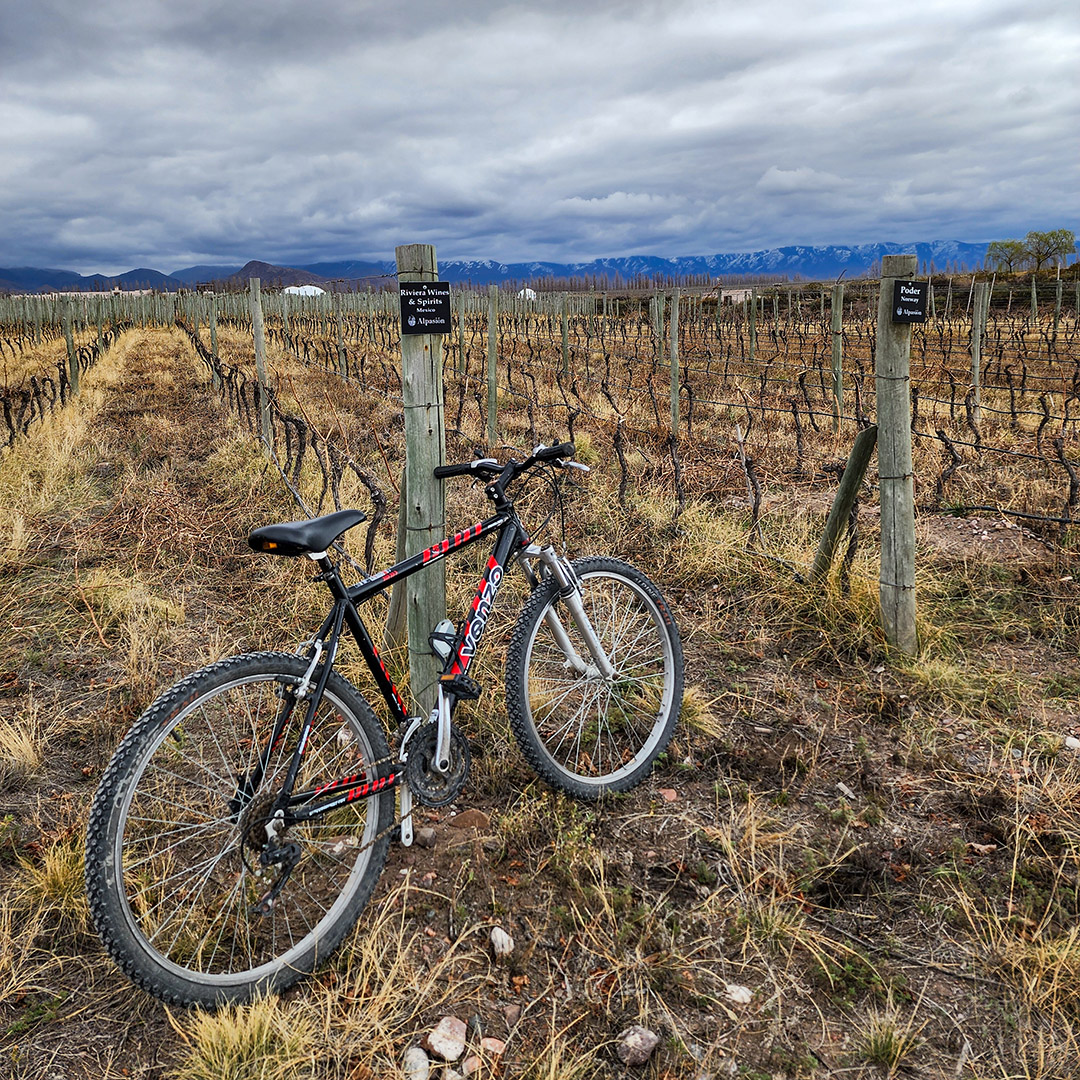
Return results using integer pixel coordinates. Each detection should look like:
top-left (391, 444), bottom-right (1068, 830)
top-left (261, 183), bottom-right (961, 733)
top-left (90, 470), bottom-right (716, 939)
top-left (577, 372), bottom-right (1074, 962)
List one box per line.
top-left (4, 281), bottom-right (1079, 541)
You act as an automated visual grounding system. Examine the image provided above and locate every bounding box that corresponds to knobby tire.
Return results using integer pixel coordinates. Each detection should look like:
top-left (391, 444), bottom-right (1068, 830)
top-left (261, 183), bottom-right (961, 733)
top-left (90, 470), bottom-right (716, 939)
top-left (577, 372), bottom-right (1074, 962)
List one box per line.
top-left (85, 651), bottom-right (394, 1008)
top-left (505, 557), bottom-right (683, 799)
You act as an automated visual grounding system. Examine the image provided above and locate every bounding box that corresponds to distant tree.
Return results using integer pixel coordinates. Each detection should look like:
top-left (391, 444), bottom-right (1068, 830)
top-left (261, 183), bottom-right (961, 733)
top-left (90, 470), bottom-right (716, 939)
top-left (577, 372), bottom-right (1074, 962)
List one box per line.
top-left (1022, 229), bottom-right (1076, 270)
top-left (986, 239), bottom-right (1026, 272)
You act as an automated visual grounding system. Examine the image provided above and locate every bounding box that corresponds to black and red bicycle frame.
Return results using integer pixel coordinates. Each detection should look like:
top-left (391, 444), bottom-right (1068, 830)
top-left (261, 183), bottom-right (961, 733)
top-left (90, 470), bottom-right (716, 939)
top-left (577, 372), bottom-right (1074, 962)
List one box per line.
top-left (255, 506), bottom-right (533, 830)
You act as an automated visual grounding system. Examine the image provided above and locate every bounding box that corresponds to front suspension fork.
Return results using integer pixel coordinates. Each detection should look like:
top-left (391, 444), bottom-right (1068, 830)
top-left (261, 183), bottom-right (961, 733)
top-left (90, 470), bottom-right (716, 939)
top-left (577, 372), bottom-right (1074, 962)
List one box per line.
top-left (518, 545), bottom-right (615, 680)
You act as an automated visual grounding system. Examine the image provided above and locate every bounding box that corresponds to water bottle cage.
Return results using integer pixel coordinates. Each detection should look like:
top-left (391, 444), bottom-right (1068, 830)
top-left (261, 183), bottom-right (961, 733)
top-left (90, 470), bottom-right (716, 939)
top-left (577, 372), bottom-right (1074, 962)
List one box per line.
top-left (429, 618), bottom-right (457, 661)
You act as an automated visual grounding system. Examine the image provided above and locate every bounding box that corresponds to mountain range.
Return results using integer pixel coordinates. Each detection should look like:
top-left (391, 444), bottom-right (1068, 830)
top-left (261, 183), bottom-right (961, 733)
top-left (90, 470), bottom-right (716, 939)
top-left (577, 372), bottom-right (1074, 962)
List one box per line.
top-left (0, 240), bottom-right (992, 294)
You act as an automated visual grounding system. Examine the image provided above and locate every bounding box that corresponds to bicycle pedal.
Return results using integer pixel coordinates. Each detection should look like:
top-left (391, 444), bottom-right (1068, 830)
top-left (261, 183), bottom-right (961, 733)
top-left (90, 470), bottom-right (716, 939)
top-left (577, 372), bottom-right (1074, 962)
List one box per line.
top-left (440, 673), bottom-right (482, 701)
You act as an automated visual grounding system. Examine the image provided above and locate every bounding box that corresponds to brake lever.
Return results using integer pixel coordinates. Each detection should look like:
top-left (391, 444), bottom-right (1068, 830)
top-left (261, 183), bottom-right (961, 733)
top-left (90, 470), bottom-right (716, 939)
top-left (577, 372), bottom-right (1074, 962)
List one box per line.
top-left (560, 460), bottom-right (590, 472)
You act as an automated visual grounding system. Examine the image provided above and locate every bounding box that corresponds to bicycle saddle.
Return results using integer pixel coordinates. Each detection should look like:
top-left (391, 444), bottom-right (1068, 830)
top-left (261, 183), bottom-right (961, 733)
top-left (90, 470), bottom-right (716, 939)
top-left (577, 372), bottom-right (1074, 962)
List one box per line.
top-left (248, 509), bottom-right (366, 557)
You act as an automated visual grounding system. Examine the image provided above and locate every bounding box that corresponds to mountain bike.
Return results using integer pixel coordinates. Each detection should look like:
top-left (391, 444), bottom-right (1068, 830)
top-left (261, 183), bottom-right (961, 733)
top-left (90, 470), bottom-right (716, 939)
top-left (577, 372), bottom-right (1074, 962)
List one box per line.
top-left (85, 442), bottom-right (683, 1008)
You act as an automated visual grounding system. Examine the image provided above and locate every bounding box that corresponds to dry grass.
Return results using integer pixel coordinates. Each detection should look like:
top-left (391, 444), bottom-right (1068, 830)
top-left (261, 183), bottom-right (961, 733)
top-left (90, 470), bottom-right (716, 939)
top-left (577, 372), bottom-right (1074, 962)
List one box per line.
top-left (0, 307), bottom-right (1078, 1077)
top-left (0, 693), bottom-right (56, 787)
top-left (10, 836), bottom-right (88, 932)
top-left (0, 327), bottom-right (100, 388)
top-left (169, 997), bottom-right (317, 1080)
top-left (852, 995), bottom-right (925, 1074)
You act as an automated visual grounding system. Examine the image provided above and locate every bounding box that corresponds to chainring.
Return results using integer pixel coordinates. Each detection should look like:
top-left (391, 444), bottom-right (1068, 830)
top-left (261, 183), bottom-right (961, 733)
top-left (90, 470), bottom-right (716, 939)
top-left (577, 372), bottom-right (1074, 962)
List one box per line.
top-left (404, 721), bottom-right (470, 807)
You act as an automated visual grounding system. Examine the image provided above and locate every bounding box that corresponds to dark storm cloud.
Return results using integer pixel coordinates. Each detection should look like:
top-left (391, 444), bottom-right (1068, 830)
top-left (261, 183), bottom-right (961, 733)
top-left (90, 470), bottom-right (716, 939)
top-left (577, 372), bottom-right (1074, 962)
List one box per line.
top-left (0, 0), bottom-right (1076, 274)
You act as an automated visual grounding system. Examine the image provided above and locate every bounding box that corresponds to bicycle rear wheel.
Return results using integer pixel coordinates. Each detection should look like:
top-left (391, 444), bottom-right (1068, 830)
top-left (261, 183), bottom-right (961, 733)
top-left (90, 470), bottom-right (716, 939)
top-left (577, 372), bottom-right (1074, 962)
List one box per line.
top-left (505, 557), bottom-right (683, 799)
top-left (85, 651), bottom-right (394, 1008)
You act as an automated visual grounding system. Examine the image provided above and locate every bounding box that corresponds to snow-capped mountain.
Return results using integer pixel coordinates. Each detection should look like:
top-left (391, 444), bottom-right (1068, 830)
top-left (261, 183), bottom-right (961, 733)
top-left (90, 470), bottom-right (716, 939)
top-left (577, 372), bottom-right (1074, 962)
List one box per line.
top-left (2, 240), bottom-right (991, 294)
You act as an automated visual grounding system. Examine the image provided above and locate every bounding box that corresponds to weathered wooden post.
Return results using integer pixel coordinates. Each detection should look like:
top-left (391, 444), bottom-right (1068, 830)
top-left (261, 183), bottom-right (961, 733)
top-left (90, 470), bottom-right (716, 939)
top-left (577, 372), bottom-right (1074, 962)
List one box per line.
top-left (560, 292), bottom-right (570, 377)
top-left (486, 284), bottom-right (498, 444)
top-left (396, 244), bottom-right (448, 715)
top-left (971, 282), bottom-right (988, 423)
top-left (209, 294), bottom-right (221, 390)
top-left (831, 283), bottom-right (844, 431)
top-left (748, 287), bottom-right (757, 364)
top-left (249, 278), bottom-right (272, 450)
top-left (876, 254), bottom-right (920, 655)
top-left (62, 299), bottom-right (79, 397)
top-left (812, 425), bottom-right (878, 581)
top-left (332, 293), bottom-right (346, 377)
top-left (281, 290), bottom-right (292, 356)
top-left (456, 289), bottom-right (466, 376)
top-left (670, 288), bottom-right (680, 433)
top-left (652, 292), bottom-right (665, 369)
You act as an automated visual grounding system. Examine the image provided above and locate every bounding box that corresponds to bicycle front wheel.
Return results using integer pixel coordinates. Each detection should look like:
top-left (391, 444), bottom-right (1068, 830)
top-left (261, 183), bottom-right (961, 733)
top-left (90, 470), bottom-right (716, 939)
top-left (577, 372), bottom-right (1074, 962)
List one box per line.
top-left (506, 557), bottom-right (683, 799)
top-left (85, 651), bottom-right (394, 1008)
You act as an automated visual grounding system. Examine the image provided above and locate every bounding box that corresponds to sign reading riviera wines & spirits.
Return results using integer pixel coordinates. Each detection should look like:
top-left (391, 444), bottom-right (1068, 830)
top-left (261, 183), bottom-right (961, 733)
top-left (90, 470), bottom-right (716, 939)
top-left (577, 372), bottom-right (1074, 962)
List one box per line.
top-left (399, 281), bottom-right (452, 335)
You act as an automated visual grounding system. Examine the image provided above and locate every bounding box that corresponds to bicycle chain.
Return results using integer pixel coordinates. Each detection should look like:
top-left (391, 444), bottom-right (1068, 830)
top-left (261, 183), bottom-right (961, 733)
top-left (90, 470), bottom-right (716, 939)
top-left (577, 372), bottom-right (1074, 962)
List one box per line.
top-left (250, 735), bottom-right (419, 898)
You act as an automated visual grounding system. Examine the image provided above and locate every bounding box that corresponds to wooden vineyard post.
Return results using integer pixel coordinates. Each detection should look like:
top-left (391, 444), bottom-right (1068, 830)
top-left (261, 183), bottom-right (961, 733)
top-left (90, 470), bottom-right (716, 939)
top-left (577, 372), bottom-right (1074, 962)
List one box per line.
top-left (62, 299), bottom-right (78, 397)
top-left (281, 291), bottom-right (291, 356)
top-left (334, 293), bottom-right (347, 377)
top-left (811, 424), bottom-right (878, 581)
top-left (748, 287), bottom-right (757, 364)
top-left (875, 254), bottom-right (919, 655)
top-left (670, 288), bottom-right (680, 434)
top-left (971, 282), bottom-right (988, 423)
top-left (831, 283), bottom-right (844, 431)
top-left (457, 289), bottom-right (466, 376)
top-left (652, 293), bottom-right (665, 369)
top-left (249, 278), bottom-right (272, 451)
top-left (487, 284), bottom-right (498, 444)
top-left (396, 243), bottom-right (447, 716)
top-left (560, 292), bottom-right (570, 377)
top-left (209, 295), bottom-right (221, 391)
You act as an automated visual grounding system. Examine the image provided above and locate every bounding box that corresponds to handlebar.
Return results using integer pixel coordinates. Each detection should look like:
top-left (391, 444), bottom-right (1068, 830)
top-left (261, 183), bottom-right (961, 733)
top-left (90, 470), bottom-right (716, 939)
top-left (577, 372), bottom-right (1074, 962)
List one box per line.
top-left (433, 442), bottom-right (579, 483)
top-left (432, 458), bottom-right (501, 480)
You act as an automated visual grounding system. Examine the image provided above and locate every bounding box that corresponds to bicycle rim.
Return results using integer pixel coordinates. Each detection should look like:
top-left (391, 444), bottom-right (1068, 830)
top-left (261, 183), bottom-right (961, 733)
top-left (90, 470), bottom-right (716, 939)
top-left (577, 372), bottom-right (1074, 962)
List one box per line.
top-left (518, 563), bottom-right (680, 791)
top-left (111, 667), bottom-right (385, 991)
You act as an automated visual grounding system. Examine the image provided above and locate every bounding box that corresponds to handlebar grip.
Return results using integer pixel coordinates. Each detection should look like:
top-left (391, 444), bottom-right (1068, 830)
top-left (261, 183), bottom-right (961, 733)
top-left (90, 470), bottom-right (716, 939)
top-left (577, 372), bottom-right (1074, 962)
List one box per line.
top-left (535, 442), bottom-right (576, 462)
top-left (433, 462), bottom-right (474, 479)
top-left (434, 458), bottom-right (501, 480)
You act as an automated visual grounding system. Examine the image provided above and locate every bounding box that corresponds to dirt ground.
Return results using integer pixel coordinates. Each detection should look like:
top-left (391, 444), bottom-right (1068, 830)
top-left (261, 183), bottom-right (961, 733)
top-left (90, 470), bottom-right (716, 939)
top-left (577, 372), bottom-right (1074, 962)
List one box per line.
top-left (2, 328), bottom-right (1080, 1079)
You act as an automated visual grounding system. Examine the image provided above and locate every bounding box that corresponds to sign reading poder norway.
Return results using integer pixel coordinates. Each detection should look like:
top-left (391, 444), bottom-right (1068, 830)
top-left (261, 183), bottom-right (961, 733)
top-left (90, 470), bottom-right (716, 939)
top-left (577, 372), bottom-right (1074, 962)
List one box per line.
top-left (399, 281), bottom-right (453, 335)
top-left (891, 279), bottom-right (929, 324)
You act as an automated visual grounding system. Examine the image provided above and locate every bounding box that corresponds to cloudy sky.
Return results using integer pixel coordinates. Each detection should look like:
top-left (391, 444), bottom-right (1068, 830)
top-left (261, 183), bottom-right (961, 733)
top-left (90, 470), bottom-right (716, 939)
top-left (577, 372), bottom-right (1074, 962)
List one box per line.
top-left (1, 0), bottom-right (1076, 274)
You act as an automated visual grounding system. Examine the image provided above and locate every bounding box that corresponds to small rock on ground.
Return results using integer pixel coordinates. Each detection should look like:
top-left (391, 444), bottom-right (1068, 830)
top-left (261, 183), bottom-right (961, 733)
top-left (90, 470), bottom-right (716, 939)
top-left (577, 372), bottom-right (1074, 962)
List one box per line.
top-left (616, 1024), bottom-right (660, 1066)
top-left (422, 1016), bottom-right (467, 1062)
top-left (402, 1046), bottom-right (430, 1080)
top-left (448, 808), bottom-right (490, 830)
top-left (490, 925), bottom-right (514, 958)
